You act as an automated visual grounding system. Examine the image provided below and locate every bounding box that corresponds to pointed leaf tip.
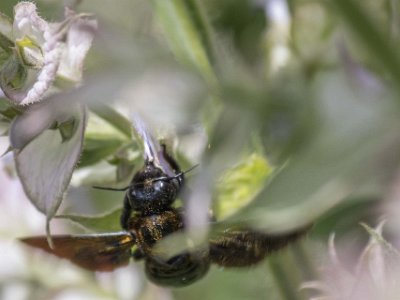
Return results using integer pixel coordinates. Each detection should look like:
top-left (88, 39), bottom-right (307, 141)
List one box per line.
top-left (14, 104), bottom-right (87, 222)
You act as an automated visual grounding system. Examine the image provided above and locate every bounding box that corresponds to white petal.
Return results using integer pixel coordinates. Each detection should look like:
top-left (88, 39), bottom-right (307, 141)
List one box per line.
top-left (13, 2), bottom-right (48, 45)
top-left (19, 43), bottom-right (63, 105)
top-left (57, 16), bottom-right (97, 82)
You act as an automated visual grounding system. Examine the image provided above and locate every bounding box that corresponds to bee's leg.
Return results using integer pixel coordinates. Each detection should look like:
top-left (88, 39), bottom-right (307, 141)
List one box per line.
top-left (120, 194), bottom-right (132, 230)
top-left (209, 229), bottom-right (308, 267)
top-left (160, 143), bottom-right (182, 174)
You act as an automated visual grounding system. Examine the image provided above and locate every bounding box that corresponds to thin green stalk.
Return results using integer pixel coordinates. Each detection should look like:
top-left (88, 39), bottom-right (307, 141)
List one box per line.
top-left (291, 241), bottom-right (316, 281)
top-left (290, 241), bottom-right (318, 300)
top-left (268, 255), bottom-right (303, 300)
top-left (90, 104), bottom-right (132, 139)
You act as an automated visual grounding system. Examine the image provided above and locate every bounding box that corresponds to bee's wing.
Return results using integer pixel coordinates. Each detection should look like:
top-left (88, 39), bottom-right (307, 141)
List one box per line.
top-left (209, 228), bottom-right (308, 267)
top-left (20, 231), bottom-right (136, 272)
top-left (132, 114), bottom-right (177, 176)
top-left (132, 114), bottom-right (160, 164)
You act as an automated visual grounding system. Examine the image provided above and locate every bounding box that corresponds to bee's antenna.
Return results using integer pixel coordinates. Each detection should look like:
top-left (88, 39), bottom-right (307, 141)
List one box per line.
top-left (92, 186), bottom-right (130, 192)
top-left (152, 164), bottom-right (200, 183)
top-left (93, 165), bottom-right (200, 189)
top-left (179, 164), bottom-right (199, 177)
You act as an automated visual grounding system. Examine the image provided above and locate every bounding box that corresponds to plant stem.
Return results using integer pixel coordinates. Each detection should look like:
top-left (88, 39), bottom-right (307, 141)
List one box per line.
top-left (90, 104), bottom-right (132, 139)
top-left (291, 241), bottom-right (316, 281)
top-left (268, 255), bottom-right (302, 300)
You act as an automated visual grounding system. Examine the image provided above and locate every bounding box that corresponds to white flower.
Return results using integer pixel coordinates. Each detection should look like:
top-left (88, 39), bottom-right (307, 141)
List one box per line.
top-left (0, 2), bottom-right (97, 105)
top-left (302, 222), bottom-right (400, 300)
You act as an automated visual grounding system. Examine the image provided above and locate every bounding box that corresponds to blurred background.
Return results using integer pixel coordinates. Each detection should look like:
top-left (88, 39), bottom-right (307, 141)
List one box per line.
top-left (2, 0), bottom-right (400, 299)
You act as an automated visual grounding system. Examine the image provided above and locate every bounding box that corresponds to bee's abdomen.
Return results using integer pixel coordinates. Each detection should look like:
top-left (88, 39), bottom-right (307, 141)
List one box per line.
top-left (145, 252), bottom-right (210, 287)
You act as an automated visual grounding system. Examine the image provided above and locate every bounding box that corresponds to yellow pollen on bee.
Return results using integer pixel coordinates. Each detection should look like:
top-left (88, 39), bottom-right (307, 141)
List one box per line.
top-left (121, 236), bottom-right (132, 244)
top-left (144, 179), bottom-right (153, 186)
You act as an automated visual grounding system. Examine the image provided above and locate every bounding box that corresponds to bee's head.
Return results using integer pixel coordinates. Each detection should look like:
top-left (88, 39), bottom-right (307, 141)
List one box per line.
top-left (128, 161), bottom-right (182, 214)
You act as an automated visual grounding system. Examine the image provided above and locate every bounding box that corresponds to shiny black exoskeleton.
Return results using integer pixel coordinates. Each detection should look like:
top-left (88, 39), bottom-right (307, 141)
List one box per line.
top-left (120, 152), bottom-right (211, 287)
top-left (120, 159), bottom-right (182, 227)
top-left (20, 145), bottom-right (309, 287)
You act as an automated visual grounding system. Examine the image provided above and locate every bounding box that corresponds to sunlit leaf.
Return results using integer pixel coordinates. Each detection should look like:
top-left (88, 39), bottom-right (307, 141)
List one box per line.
top-left (213, 153), bottom-right (273, 220)
top-left (13, 104), bottom-right (87, 222)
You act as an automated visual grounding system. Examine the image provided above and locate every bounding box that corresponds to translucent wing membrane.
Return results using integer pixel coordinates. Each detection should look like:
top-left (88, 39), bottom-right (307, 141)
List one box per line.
top-left (132, 114), bottom-right (178, 177)
top-left (20, 232), bottom-right (136, 271)
top-left (132, 114), bottom-right (160, 164)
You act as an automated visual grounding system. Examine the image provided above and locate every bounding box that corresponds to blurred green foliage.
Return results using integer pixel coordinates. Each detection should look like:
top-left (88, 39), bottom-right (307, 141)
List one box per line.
top-left (2, 0), bottom-right (400, 299)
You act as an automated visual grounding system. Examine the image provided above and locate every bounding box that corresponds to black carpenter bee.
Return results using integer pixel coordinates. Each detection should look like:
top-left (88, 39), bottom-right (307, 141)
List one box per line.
top-left (20, 117), bottom-right (308, 287)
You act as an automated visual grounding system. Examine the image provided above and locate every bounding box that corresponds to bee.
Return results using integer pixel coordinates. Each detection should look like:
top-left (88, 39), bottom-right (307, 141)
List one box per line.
top-left (20, 117), bottom-right (308, 287)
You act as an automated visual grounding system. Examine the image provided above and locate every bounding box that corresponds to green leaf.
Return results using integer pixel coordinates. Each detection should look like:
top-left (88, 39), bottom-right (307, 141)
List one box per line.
top-left (213, 153), bottom-right (273, 220)
top-left (79, 136), bottom-right (124, 168)
top-left (151, 0), bottom-right (217, 85)
top-left (13, 104), bottom-right (87, 222)
top-left (56, 207), bottom-right (122, 233)
top-left (58, 117), bottom-right (78, 142)
top-left (0, 11), bottom-right (13, 52)
top-left (0, 98), bottom-right (21, 120)
top-left (0, 56), bottom-right (28, 101)
top-left (78, 110), bottom-right (134, 168)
